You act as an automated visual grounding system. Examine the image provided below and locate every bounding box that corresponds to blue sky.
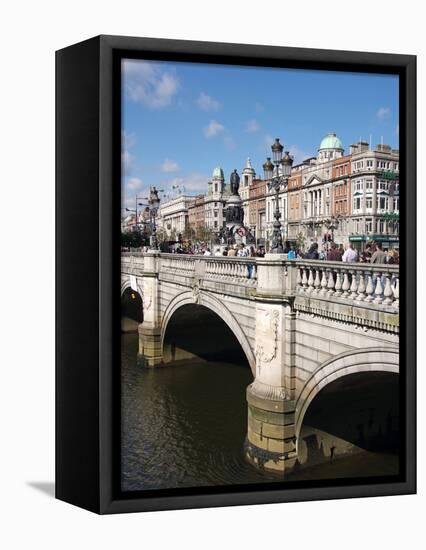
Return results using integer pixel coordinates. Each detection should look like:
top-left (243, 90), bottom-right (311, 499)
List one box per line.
top-left (122, 58), bottom-right (399, 210)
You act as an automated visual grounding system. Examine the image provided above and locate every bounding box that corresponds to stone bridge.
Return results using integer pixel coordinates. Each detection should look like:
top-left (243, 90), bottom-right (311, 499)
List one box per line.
top-left (121, 251), bottom-right (399, 474)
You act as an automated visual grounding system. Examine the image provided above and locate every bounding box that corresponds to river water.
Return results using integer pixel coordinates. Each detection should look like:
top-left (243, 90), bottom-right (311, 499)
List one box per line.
top-left (121, 332), bottom-right (398, 492)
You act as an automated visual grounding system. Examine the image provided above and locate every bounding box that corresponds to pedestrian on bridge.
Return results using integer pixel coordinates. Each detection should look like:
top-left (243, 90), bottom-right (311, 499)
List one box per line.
top-left (342, 243), bottom-right (358, 263)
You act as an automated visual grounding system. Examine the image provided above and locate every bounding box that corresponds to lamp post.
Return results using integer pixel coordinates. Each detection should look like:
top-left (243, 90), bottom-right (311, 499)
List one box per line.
top-left (125, 195), bottom-right (146, 231)
top-left (266, 139), bottom-right (293, 253)
top-left (324, 216), bottom-right (339, 250)
top-left (148, 186), bottom-right (162, 250)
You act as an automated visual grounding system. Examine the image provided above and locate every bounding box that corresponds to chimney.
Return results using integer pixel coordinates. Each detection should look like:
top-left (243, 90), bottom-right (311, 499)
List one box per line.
top-left (375, 144), bottom-right (392, 153)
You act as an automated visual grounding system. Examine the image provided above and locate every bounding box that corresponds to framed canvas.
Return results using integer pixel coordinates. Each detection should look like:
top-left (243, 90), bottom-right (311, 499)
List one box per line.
top-left (56, 35), bottom-right (416, 514)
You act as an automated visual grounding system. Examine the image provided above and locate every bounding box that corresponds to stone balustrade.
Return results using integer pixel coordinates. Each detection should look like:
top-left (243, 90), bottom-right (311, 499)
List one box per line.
top-left (121, 253), bottom-right (145, 277)
top-left (294, 260), bottom-right (399, 310)
top-left (122, 251), bottom-right (399, 312)
top-left (159, 254), bottom-right (196, 276)
top-left (203, 256), bottom-right (257, 286)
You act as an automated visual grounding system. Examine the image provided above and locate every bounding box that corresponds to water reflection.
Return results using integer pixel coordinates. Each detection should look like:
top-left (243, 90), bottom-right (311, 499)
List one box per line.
top-left (121, 332), bottom-right (279, 491)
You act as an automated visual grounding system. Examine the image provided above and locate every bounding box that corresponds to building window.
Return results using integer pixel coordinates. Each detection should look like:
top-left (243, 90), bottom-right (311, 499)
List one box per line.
top-left (244, 175), bottom-right (249, 186)
top-left (367, 160), bottom-right (373, 168)
top-left (354, 197), bottom-right (361, 210)
top-left (365, 218), bottom-right (373, 233)
top-left (366, 179), bottom-right (373, 190)
top-left (353, 219), bottom-right (359, 233)
top-left (366, 197), bottom-right (373, 209)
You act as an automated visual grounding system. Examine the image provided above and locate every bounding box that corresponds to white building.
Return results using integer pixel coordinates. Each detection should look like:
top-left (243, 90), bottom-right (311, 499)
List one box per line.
top-left (204, 166), bottom-right (230, 234)
top-left (349, 142), bottom-right (399, 248)
top-left (158, 195), bottom-right (193, 238)
top-left (240, 157), bottom-right (256, 223)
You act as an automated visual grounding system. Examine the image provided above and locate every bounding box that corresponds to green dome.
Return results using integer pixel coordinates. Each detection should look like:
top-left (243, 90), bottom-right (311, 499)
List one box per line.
top-left (319, 133), bottom-right (343, 151)
top-left (212, 166), bottom-right (224, 179)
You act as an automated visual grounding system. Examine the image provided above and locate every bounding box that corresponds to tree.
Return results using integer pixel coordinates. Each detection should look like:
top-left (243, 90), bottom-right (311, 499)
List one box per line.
top-left (182, 225), bottom-right (196, 242)
top-left (121, 230), bottom-right (148, 248)
top-left (196, 226), bottom-right (213, 243)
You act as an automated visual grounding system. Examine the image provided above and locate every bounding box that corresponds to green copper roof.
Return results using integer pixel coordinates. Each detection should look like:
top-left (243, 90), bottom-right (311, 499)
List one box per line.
top-left (212, 166), bottom-right (224, 179)
top-left (319, 133), bottom-right (343, 151)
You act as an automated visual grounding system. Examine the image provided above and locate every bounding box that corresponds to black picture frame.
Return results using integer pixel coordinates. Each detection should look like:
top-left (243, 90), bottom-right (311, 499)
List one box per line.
top-left (56, 35), bottom-right (416, 514)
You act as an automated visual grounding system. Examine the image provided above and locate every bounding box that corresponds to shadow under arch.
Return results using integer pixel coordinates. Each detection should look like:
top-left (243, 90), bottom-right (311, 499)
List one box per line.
top-left (161, 290), bottom-right (256, 375)
top-left (121, 286), bottom-right (143, 324)
top-left (295, 347), bottom-right (399, 445)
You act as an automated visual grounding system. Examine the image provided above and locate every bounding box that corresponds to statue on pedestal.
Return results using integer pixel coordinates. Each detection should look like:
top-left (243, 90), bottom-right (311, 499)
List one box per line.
top-left (230, 169), bottom-right (240, 195)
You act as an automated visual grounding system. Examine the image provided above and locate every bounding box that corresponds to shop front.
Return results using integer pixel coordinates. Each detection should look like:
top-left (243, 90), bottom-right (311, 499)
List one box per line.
top-left (349, 234), bottom-right (399, 252)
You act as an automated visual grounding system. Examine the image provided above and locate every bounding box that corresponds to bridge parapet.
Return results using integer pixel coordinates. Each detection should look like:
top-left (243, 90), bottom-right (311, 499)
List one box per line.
top-left (121, 253), bottom-right (144, 277)
top-left (294, 260), bottom-right (399, 310)
top-left (121, 252), bottom-right (400, 325)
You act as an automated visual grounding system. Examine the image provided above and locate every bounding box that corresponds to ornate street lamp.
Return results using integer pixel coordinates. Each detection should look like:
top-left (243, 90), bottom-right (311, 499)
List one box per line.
top-left (271, 138), bottom-right (284, 164)
top-left (269, 143), bottom-right (293, 253)
top-left (262, 157), bottom-right (274, 180)
top-left (149, 186), bottom-right (161, 250)
top-left (324, 216), bottom-right (340, 250)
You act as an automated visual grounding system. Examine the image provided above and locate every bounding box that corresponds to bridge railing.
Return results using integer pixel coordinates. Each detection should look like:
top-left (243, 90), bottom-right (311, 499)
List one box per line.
top-left (292, 260), bottom-right (399, 309)
top-left (159, 254), bottom-right (197, 276)
top-left (203, 256), bottom-right (258, 285)
top-left (158, 253), bottom-right (258, 288)
top-left (121, 253), bottom-right (145, 276)
top-left (121, 252), bottom-right (399, 310)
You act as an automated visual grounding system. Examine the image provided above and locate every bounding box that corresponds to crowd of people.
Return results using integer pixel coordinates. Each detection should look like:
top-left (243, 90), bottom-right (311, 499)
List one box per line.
top-left (300, 241), bottom-right (399, 265)
top-left (140, 239), bottom-right (399, 265)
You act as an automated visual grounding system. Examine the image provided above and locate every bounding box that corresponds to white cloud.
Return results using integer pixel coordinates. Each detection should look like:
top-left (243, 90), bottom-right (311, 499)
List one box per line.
top-left (127, 177), bottom-right (143, 191)
top-left (203, 120), bottom-right (225, 138)
top-left (122, 150), bottom-right (133, 176)
top-left (196, 92), bottom-right (221, 111)
top-left (255, 102), bottom-right (264, 113)
top-left (376, 107), bottom-right (390, 121)
top-left (245, 119), bottom-right (260, 133)
top-left (161, 158), bottom-right (180, 172)
top-left (122, 130), bottom-right (136, 176)
top-left (123, 60), bottom-right (179, 109)
top-left (123, 130), bottom-right (136, 149)
top-left (165, 173), bottom-right (208, 194)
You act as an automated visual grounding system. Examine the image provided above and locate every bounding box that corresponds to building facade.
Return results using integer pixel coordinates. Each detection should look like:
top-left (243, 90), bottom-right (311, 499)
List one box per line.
top-left (158, 195), bottom-right (193, 238)
top-left (348, 142), bottom-right (399, 250)
top-left (240, 158), bottom-right (256, 224)
top-left (204, 166), bottom-right (230, 234)
top-left (259, 133), bottom-right (399, 251)
top-left (187, 195), bottom-right (206, 231)
top-left (141, 133), bottom-right (399, 251)
top-left (248, 178), bottom-right (267, 243)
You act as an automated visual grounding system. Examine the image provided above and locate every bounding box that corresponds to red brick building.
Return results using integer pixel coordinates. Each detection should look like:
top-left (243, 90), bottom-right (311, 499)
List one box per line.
top-left (248, 178), bottom-right (267, 242)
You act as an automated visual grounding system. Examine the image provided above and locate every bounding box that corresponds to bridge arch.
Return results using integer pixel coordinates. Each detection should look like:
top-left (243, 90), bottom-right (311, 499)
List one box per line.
top-left (295, 347), bottom-right (399, 442)
top-left (121, 277), bottom-right (143, 298)
top-left (161, 290), bottom-right (256, 375)
top-left (121, 279), bottom-right (144, 324)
